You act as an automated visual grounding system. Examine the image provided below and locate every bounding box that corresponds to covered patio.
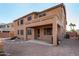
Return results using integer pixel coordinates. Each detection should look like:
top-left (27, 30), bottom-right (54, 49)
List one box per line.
top-left (25, 17), bottom-right (62, 46)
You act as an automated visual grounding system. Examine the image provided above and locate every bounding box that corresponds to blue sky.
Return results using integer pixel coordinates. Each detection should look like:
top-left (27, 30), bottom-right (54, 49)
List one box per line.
top-left (0, 3), bottom-right (79, 30)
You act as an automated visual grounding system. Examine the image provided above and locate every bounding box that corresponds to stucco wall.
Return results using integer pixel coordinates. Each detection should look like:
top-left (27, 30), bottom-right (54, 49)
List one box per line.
top-left (12, 4), bottom-right (66, 44)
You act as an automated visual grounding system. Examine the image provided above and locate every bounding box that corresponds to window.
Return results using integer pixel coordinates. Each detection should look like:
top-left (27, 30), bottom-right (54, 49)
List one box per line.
top-left (17, 30), bottom-right (19, 35)
top-left (39, 15), bottom-right (42, 17)
top-left (27, 29), bottom-right (32, 35)
top-left (7, 25), bottom-right (9, 28)
top-left (20, 19), bottom-right (23, 24)
top-left (20, 30), bottom-right (24, 35)
top-left (27, 16), bottom-right (32, 21)
top-left (0, 25), bottom-right (2, 28)
top-left (39, 13), bottom-right (46, 17)
top-left (17, 21), bottom-right (19, 26)
top-left (44, 28), bottom-right (52, 35)
top-left (0, 25), bottom-right (5, 28)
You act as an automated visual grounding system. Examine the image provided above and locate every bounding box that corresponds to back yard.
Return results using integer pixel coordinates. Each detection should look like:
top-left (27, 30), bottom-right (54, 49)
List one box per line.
top-left (2, 39), bottom-right (79, 56)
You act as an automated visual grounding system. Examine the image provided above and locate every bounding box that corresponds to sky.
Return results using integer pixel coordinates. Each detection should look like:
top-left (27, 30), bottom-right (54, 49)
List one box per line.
top-left (0, 3), bottom-right (79, 30)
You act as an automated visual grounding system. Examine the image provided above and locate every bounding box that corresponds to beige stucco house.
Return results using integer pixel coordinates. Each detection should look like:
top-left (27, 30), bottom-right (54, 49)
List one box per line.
top-left (13, 3), bottom-right (67, 45)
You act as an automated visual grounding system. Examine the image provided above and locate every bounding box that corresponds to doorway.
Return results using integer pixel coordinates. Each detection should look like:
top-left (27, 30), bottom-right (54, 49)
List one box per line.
top-left (35, 28), bottom-right (40, 40)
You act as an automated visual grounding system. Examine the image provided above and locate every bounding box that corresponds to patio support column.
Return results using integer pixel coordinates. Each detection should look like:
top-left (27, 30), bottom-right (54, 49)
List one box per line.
top-left (24, 28), bottom-right (26, 40)
top-left (32, 28), bottom-right (35, 40)
top-left (52, 21), bottom-right (58, 46)
top-left (25, 28), bottom-right (28, 40)
top-left (24, 27), bottom-right (27, 40)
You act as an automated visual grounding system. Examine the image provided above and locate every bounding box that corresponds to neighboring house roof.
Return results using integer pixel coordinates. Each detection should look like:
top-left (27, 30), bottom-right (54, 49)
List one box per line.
top-left (0, 23), bottom-right (12, 32)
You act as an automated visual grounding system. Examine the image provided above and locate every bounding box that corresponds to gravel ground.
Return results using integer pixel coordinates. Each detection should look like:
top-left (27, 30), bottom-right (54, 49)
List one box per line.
top-left (3, 39), bottom-right (79, 56)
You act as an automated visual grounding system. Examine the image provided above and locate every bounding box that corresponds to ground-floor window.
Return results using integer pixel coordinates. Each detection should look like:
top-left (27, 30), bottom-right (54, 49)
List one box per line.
top-left (20, 30), bottom-right (24, 35)
top-left (37, 29), bottom-right (40, 37)
top-left (17, 30), bottom-right (19, 35)
top-left (27, 28), bottom-right (32, 35)
top-left (44, 28), bottom-right (52, 35)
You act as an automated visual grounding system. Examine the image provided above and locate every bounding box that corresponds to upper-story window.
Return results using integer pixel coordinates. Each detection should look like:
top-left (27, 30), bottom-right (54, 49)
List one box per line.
top-left (27, 16), bottom-right (32, 21)
top-left (17, 20), bottom-right (19, 26)
top-left (39, 13), bottom-right (46, 17)
top-left (20, 19), bottom-right (23, 25)
top-left (7, 25), bottom-right (9, 28)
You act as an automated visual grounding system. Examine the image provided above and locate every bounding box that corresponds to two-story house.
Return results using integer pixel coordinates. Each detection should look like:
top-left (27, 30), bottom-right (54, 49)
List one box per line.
top-left (13, 3), bottom-right (67, 45)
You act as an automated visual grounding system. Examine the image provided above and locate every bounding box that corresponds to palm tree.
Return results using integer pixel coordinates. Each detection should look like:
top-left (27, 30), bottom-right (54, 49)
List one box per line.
top-left (72, 24), bottom-right (76, 30)
top-left (69, 23), bottom-right (73, 30)
top-left (69, 23), bottom-right (76, 31)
